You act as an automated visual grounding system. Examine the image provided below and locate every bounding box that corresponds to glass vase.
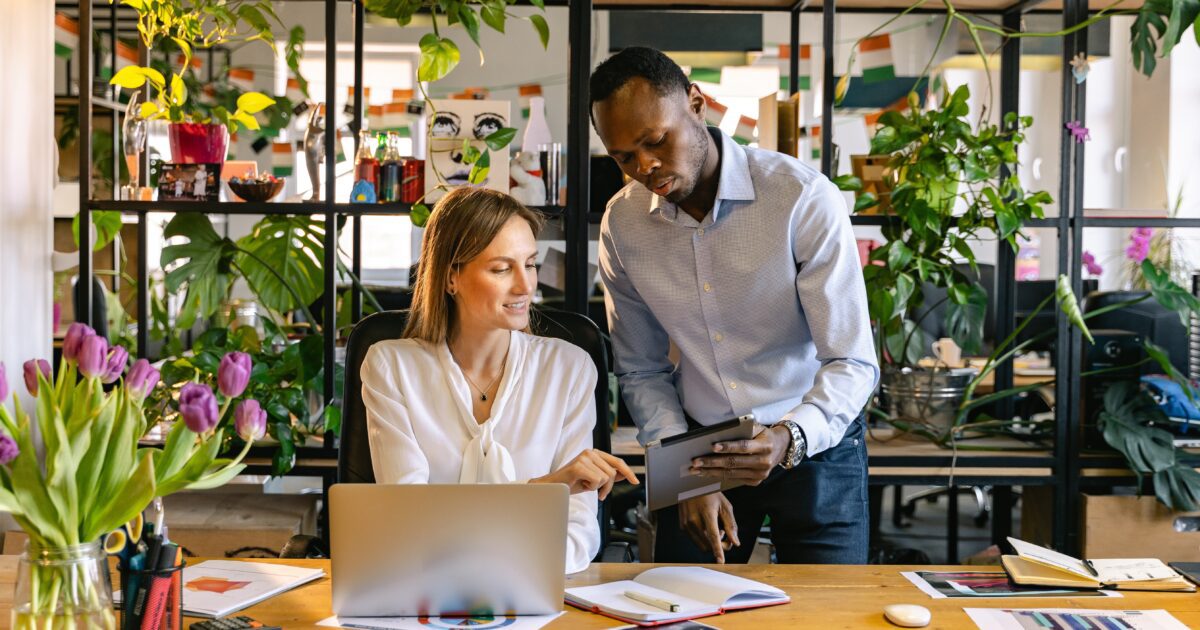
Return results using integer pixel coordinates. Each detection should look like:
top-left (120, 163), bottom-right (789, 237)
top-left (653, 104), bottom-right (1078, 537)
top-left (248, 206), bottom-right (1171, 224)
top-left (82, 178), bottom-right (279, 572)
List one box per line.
top-left (10, 540), bottom-right (116, 630)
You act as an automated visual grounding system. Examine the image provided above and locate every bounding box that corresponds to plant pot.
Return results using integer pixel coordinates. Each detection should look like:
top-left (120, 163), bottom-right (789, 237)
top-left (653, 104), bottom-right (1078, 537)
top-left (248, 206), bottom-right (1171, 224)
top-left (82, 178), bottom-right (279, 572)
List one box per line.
top-left (11, 540), bottom-right (116, 629)
top-left (879, 365), bottom-right (976, 441)
top-left (168, 122), bottom-right (228, 164)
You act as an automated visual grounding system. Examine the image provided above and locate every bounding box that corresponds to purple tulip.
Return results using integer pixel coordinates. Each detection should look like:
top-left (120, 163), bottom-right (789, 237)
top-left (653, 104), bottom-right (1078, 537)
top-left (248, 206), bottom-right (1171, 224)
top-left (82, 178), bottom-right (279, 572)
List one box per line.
top-left (0, 434), bottom-right (17, 466)
top-left (77, 335), bottom-right (109, 380)
top-left (126, 359), bottom-right (160, 401)
top-left (63, 322), bottom-right (96, 361)
top-left (218, 352), bottom-right (252, 398)
top-left (0, 362), bottom-right (8, 402)
top-left (22, 359), bottom-right (51, 396)
top-left (235, 399), bottom-right (268, 441)
top-left (101, 346), bottom-right (129, 384)
top-left (178, 382), bottom-right (219, 434)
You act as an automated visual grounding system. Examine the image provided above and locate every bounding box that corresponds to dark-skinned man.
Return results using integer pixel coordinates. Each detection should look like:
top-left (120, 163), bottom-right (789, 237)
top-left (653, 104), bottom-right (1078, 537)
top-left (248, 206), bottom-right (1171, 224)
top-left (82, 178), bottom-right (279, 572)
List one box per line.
top-left (592, 47), bottom-right (879, 564)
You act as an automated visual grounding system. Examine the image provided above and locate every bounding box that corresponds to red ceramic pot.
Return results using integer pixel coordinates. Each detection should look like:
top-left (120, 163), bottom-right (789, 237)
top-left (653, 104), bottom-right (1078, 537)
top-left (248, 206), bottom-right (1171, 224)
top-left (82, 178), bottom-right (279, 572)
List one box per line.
top-left (168, 123), bottom-right (229, 164)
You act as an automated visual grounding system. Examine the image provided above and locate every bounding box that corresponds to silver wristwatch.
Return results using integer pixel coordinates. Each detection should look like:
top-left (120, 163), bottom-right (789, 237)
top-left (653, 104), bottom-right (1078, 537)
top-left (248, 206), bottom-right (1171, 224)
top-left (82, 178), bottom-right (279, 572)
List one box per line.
top-left (778, 420), bottom-right (807, 469)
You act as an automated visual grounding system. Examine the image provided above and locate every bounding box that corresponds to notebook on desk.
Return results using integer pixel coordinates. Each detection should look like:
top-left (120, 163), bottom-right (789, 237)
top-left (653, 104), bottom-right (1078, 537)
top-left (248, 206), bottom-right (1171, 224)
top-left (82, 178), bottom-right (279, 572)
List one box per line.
top-left (564, 566), bottom-right (789, 626)
top-left (1002, 537), bottom-right (1195, 592)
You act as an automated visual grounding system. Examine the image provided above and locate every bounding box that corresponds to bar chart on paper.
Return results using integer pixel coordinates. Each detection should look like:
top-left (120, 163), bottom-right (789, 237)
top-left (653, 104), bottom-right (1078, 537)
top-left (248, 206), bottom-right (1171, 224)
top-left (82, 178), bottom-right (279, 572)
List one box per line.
top-left (964, 608), bottom-right (1192, 630)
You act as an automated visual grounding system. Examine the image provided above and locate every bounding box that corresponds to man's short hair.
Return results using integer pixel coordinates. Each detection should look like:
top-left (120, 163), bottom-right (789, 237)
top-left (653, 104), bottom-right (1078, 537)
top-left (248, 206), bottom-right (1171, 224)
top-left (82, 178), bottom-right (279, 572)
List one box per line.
top-left (589, 47), bottom-right (690, 114)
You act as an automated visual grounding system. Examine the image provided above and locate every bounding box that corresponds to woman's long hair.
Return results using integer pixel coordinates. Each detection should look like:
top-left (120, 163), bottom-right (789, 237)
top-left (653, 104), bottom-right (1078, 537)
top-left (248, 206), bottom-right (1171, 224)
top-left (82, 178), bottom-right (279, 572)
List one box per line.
top-left (403, 187), bottom-right (544, 343)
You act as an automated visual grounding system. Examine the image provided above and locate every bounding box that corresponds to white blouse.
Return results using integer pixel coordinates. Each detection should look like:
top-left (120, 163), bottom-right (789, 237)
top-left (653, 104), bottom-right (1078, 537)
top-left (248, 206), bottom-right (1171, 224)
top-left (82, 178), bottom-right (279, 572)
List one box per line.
top-left (360, 330), bottom-right (601, 573)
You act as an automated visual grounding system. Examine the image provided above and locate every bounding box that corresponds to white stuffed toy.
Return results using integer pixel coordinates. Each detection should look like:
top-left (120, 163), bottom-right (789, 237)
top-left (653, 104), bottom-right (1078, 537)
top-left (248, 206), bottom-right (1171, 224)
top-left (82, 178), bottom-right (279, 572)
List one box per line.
top-left (509, 151), bottom-right (546, 206)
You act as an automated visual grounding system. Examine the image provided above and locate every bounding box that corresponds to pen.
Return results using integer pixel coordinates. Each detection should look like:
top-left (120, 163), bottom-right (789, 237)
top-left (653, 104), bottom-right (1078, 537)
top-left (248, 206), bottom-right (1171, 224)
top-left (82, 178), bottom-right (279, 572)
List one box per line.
top-left (623, 590), bottom-right (680, 613)
top-left (1083, 559), bottom-right (1100, 578)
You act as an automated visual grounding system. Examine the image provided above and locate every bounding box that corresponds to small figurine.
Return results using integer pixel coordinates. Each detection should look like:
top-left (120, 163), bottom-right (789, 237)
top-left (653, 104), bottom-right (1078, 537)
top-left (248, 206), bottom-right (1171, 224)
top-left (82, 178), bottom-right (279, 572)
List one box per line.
top-left (303, 105), bottom-right (326, 201)
top-left (350, 179), bottom-right (377, 204)
top-left (509, 151), bottom-right (546, 206)
top-left (122, 93), bottom-right (148, 199)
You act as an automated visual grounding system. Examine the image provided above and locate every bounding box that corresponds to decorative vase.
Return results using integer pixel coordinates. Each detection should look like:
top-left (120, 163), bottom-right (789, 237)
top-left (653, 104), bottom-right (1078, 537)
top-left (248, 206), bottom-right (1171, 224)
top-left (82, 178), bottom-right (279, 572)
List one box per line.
top-left (11, 540), bottom-right (116, 630)
top-left (168, 122), bottom-right (229, 164)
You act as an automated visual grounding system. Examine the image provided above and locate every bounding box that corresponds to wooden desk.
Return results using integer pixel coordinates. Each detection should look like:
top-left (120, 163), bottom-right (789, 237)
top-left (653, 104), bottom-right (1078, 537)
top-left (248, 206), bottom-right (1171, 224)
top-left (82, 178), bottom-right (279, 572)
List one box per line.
top-left (4, 558), bottom-right (1197, 629)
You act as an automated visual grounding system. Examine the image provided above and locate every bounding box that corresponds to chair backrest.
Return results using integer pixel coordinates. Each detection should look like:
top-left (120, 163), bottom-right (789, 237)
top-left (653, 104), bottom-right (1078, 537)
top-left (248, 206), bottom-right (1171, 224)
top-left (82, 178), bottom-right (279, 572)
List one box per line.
top-left (338, 308), bottom-right (612, 555)
top-left (339, 308), bottom-right (611, 484)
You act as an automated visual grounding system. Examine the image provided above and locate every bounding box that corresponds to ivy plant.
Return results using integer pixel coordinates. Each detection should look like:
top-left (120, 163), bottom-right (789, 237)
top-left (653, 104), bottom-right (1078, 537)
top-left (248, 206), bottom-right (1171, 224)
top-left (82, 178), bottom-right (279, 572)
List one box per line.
top-left (365, 0), bottom-right (548, 224)
top-left (836, 85), bottom-right (1051, 367)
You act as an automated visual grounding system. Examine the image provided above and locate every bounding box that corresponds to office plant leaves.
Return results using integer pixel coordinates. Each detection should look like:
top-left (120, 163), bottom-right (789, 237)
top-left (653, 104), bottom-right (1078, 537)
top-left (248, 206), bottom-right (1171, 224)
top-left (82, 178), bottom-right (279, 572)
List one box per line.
top-left (235, 216), bottom-right (325, 316)
top-left (162, 214), bottom-right (238, 329)
top-left (1098, 380), bottom-right (1200, 510)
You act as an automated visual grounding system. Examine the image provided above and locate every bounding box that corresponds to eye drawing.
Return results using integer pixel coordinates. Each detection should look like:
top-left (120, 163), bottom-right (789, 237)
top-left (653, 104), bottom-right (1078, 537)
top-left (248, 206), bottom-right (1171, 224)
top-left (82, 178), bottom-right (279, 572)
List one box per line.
top-left (473, 112), bottom-right (506, 140)
top-left (430, 112), bottom-right (462, 138)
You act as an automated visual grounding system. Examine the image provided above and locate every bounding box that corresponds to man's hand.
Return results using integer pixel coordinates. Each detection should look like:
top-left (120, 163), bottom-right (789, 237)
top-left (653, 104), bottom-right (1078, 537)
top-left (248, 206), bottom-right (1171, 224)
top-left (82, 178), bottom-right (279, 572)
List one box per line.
top-left (689, 424), bottom-right (791, 485)
top-left (678, 492), bottom-right (740, 563)
top-left (531, 449), bottom-right (639, 500)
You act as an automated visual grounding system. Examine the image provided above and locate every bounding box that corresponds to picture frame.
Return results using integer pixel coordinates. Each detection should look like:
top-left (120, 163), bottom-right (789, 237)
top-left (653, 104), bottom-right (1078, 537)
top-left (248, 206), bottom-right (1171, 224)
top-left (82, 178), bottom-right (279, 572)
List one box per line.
top-left (157, 162), bottom-right (220, 202)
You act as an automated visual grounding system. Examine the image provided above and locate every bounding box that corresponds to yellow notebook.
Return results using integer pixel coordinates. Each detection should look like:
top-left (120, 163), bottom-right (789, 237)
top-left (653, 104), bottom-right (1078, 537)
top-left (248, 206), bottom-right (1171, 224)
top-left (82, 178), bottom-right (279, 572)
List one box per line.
top-left (1002, 537), bottom-right (1195, 592)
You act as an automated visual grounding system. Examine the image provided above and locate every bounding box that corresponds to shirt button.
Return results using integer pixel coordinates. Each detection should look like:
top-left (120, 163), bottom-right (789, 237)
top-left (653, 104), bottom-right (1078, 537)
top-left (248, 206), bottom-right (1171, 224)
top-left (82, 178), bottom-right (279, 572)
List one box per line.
top-left (697, 228), bottom-right (705, 237)
top-left (729, 381), bottom-right (738, 390)
top-left (714, 332), bottom-right (723, 342)
top-left (703, 282), bottom-right (712, 293)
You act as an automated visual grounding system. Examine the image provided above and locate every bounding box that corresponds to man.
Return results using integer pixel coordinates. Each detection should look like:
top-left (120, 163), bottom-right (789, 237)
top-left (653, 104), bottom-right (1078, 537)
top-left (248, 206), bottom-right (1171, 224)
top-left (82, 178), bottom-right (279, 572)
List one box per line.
top-left (592, 47), bottom-right (879, 564)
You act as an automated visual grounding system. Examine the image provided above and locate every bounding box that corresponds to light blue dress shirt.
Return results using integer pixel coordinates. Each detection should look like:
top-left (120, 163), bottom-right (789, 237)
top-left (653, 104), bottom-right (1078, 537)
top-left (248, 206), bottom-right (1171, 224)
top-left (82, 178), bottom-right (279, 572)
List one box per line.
top-left (599, 127), bottom-right (880, 456)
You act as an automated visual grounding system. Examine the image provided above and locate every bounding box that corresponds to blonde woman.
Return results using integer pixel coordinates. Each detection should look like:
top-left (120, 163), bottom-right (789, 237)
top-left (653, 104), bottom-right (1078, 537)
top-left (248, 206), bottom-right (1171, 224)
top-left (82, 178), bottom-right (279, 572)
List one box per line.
top-left (360, 187), bottom-right (637, 573)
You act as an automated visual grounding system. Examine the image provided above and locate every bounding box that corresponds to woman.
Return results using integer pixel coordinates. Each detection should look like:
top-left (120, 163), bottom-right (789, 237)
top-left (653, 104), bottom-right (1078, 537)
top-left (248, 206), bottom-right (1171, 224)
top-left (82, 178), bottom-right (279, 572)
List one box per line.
top-left (361, 187), bottom-right (637, 573)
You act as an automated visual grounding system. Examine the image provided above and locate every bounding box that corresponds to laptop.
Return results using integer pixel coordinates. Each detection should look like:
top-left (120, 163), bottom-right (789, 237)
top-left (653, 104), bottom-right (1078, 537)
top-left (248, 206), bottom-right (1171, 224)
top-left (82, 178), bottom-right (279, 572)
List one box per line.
top-left (330, 483), bottom-right (569, 617)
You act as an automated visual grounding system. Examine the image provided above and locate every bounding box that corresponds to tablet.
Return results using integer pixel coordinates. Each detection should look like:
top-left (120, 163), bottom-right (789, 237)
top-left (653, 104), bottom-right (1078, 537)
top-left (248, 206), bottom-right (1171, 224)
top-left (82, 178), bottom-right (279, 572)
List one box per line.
top-left (644, 415), bottom-right (756, 511)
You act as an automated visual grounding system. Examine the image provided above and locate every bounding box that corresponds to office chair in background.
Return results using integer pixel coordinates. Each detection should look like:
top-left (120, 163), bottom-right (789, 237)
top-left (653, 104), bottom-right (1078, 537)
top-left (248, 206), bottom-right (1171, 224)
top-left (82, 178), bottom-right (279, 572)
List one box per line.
top-left (334, 307), bottom-right (619, 561)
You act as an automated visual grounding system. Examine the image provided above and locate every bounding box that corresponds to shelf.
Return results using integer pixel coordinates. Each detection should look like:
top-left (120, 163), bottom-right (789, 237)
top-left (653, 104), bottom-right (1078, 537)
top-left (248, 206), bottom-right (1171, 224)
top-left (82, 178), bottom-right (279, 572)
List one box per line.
top-left (593, 0), bottom-right (1140, 11)
top-left (1081, 216), bottom-right (1200, 228)
top-left (88, 199), bottom-right (566, 217)
top-left (55, 96), bottom-right (124, 112)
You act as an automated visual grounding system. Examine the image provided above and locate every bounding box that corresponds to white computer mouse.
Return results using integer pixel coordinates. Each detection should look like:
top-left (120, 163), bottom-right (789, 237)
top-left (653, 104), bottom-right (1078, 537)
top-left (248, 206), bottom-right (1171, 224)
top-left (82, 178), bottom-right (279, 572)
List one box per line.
top-left (883, 603), bottom-right (932, 628)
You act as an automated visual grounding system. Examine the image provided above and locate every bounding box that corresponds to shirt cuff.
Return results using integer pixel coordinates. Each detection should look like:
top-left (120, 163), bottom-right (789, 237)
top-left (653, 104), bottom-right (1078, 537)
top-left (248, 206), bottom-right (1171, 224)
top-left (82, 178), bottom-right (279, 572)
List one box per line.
top-left (782, 404), bottom-right (830, 457)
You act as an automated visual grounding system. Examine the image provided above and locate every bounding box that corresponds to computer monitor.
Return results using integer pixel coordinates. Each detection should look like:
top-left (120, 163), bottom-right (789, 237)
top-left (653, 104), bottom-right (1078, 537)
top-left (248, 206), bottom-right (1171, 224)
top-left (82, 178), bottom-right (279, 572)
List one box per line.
top-left (1082, 290), bottom-right (1188, 375)
top-left (1013, 278), bottom-right (1099, 354)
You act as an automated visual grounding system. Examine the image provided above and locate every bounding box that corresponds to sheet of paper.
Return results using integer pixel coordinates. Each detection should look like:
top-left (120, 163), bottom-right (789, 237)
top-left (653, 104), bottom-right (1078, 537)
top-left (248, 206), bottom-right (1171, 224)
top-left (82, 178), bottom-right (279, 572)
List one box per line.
top-left (901, 572), bottom-right (1120, 599)
top-left (1091, 559), bottom-right (1180, 583)
top-left (317, 612), bottom-right (563, 629)
top-left (964, 608), bottom-right (1190, 630)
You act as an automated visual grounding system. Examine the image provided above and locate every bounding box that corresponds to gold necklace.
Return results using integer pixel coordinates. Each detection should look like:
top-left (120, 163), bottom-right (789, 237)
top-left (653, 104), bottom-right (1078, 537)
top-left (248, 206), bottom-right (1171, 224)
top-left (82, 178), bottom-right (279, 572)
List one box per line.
top-left (454, 345), bottom-right (509, 402)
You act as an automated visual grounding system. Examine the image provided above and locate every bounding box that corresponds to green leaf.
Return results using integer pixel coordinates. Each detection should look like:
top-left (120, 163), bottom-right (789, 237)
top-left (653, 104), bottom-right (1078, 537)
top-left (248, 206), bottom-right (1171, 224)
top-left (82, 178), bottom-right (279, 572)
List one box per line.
top-left (853, 192), bottom-right (879, 213)
top-left (411, 202), bottom-right (431, 227)
top-left (237, 92), bottom-right (276, 115)
top-left (831, 174), bottom-right (863, 191)
top-left (529, 14), bottom-right (550, 49)
top-left (1144, 341), bottom-right (1191, 392)
top-left (323, 404), bottom-right (342, 434)
top-left (1056, 275), bottom-right (1093, 344)
top-left (1154, 464), bottom-right (1200, 511)
top-left (458, 5), bottom-right (482, 51)
top-left (231, 110), bottom-right (261, 131)
top-left (236, 216), bottom-right (326, 315)
top-left (1162, 0), bottom-right (1200, 59)
top-left (139, 101), bottom-right (160, 119)
top-left (161, 214), bottom-right (237, 321)
top-left (84, 450), bottom-right (155, 543)
top-left (1140, 259), bottom-right (1200, 327)
top-left (170, 73), bottom-right (187, 107)
top-left (945, 282), bottom-right (987, 355)
top-left (884, 319), bottom-right (927, 367)
top-left (484, 127), bottom-right (517, 152)
top-left (886, 241), bottom-right (913, 271)
top-left (72, 210), bottom-right (122, 251)
top-left (1098, 382), bottom-right (1176, 475)
top-left (109, 66), bottom-right (149, 89)
top-left (528, 0), bottom-right (545, 9)
top-left (481, 3), bottom-right (506, 33)
top-left (418, 33), bottom-right (460, 82)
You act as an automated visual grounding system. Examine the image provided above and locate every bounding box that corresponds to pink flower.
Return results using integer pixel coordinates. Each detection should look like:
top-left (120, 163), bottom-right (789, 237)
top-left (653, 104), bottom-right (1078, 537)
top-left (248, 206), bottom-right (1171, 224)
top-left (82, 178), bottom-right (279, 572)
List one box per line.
top-left (235, 399), bottom-right (267, 441)
top-left (1125, 227), bottom-right (1153, 262)
top-left (77, 335), bottom-right (109, 380)
top-left (126, 359), bottom-right (160, 402)
top-left (0, 434), bottom-right (17, 466)
top-left (0, 362), bottom-right (8, 402)
top-left (217, 352), bottom-right (252, 399)
top-left (62, 322), bottom-right (96, 362)
top-left (1082, 251), bottom-right (1103, 276)
top-left (179, 382), bottom-right (219, 434)
top-left (101, 346), bottom-right (129, 385)
top-left (23, 359), bottom-right (51, 396)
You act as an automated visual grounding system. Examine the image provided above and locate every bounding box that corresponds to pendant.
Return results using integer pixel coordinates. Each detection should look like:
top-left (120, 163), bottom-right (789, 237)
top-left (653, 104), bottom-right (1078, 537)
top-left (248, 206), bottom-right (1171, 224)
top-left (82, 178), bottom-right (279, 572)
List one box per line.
top-left (480, 394), bottom-right (487, 402)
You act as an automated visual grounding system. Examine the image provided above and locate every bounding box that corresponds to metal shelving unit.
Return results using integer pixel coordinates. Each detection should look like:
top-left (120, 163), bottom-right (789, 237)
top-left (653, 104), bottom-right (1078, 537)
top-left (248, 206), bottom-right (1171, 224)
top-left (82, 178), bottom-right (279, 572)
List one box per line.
top-left (68, 0), bottom-right (1172, 555)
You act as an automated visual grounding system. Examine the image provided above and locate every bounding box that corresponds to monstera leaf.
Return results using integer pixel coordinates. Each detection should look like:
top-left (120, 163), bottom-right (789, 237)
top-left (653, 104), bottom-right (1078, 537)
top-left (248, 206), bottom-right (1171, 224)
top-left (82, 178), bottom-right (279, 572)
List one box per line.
top-left (161, 214), bottom-right (238, 324)
top-left (235, 216), bottom-right (326, 316)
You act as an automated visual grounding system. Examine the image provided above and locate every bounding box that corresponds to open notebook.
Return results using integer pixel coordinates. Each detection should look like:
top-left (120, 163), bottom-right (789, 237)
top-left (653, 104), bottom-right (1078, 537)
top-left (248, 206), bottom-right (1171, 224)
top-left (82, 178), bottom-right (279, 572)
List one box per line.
top-left (564, 566), bottom-right (789, 626)
top-left (1003, 537), bottom-right (1195, 592)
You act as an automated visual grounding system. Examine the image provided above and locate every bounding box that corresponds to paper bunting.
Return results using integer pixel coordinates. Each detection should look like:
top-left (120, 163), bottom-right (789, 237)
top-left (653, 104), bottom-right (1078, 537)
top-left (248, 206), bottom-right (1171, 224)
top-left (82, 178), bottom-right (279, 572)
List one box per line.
top-left (55, 13), bottom-right (78, 58)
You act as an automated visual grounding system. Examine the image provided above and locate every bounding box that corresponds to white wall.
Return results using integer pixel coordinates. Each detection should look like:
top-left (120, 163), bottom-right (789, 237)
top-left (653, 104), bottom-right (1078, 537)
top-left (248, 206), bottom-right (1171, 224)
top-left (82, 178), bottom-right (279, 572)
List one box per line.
top-left (1, 0), bottom-right (55, 397)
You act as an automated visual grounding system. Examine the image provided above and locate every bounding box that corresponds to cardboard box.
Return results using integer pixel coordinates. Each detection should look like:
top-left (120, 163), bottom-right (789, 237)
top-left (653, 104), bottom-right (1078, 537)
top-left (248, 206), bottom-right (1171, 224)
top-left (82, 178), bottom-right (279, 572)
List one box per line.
top-left (4, 492), bottom-right (318, 558)
top-left (1082, 494), bottom-right (1200, 561)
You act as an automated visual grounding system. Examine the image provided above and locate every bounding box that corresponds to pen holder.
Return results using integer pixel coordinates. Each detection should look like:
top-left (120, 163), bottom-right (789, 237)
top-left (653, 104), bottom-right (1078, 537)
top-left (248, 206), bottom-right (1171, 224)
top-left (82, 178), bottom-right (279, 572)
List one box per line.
top-left (118, 559), bottom-right (186, 630)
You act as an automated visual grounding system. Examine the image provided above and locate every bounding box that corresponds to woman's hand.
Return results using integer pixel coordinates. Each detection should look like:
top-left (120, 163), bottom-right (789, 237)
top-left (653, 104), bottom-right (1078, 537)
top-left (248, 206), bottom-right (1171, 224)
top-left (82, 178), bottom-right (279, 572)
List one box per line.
top-left (531, 449), bottom-right (640, 500)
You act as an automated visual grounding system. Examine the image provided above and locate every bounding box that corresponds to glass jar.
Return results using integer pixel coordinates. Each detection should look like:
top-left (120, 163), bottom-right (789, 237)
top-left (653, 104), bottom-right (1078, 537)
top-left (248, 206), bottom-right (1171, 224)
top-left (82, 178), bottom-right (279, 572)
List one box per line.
top-left (11, 540), bottom-right (116, 630)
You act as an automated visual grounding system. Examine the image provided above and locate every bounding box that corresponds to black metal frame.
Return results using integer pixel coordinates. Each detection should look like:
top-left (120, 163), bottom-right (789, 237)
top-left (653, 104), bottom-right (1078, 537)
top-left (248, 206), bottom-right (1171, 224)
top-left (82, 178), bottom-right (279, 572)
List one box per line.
top-left (68, 0), bottom-right (1178, 555)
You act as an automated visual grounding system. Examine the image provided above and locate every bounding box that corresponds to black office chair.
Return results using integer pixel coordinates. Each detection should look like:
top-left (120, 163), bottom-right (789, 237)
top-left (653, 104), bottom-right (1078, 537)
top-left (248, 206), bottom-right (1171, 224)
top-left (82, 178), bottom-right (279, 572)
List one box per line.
top-left (336, 307), bottom-right (613, 559)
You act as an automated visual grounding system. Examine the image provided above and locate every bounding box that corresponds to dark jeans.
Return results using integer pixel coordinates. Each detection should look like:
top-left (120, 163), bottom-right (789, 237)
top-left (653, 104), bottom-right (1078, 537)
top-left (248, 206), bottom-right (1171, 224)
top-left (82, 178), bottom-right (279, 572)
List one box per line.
top-left (653, 418), bottom-right (869, 564)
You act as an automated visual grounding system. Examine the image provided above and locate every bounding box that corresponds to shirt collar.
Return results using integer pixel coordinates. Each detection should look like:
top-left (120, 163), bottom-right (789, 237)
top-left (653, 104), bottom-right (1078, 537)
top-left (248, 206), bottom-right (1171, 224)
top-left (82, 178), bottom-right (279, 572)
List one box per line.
top-left (648, 126), bottom-right (756, 223)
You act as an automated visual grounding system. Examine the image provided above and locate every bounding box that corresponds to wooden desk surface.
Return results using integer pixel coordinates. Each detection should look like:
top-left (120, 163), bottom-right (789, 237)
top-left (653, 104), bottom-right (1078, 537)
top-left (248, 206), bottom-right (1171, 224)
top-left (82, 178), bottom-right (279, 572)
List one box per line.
top-left (4, 558), bottom-right (1197, 629)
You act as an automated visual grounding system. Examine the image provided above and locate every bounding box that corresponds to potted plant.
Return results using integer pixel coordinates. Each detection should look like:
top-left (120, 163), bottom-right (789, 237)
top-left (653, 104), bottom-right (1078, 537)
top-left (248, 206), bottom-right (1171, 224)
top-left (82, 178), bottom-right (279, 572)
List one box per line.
top-left (105, 0), bottom-right (294, 163)
top-left (0, 323), bottom-right (265, 628)
top-left (836, 85), bottom-right (1051, 439)
top-left (365, 0), bottom-right (551, 224)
